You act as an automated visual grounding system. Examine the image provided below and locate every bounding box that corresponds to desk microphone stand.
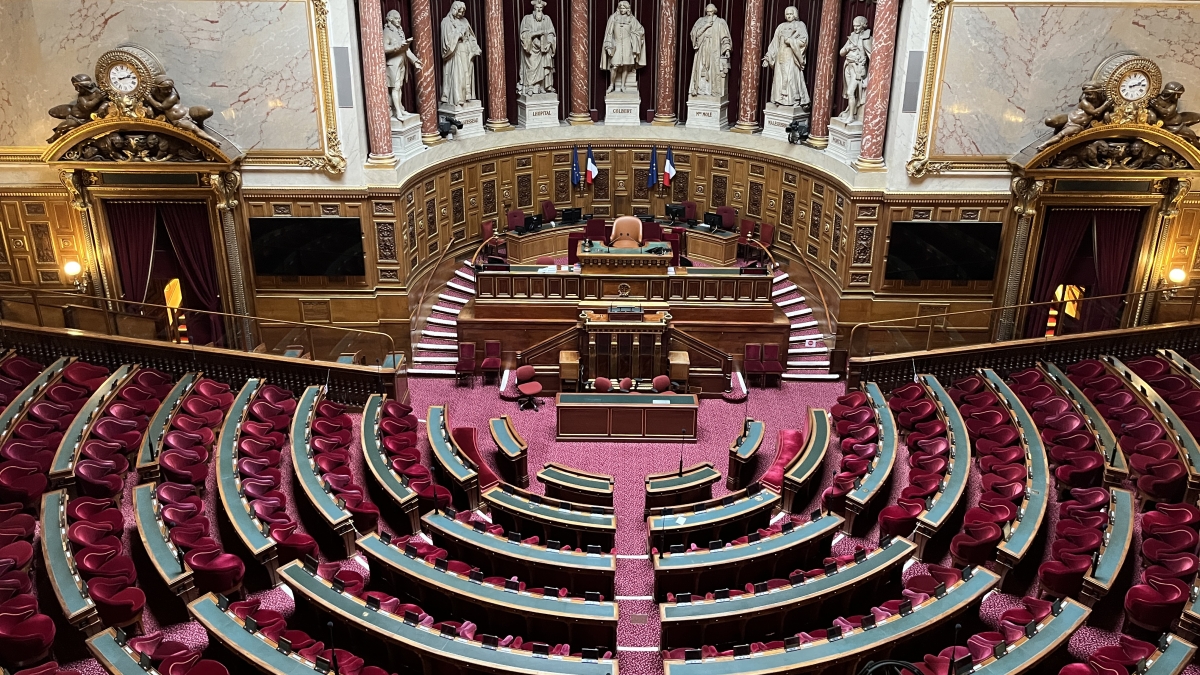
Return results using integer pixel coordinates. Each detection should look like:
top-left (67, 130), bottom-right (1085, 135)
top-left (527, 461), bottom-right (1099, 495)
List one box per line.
top-left (678, 428), bottom-right (685, 476)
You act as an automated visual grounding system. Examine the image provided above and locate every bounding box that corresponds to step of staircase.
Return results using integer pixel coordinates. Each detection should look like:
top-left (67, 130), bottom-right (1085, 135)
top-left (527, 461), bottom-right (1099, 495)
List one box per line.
top-left (789, 345), bottom-right (829, 355)
top-left (427, 316), bottom-right (457, 327)
top-left (410, 367), bottom-right (457, 376)
top-left (440, 293), bottom-right (469, 305)
top-left (413, 355), bottom-right (458, 364)
top-left (772, 273), bottom-right (789, 284)
top-left (776, 296), bottom-right (806, 308)
top-left (789, 333), bottom-right (822, 343)
top-left (433, 304), bottom-right (462, 315)
top-left (791, 320), bottom-right (819, 330)
top-left (455, 269), bottom-right (475, 282)
top-left (785, 307), bottom-right (813, 318)
top-left (447, 281), bottom-right (475, 295)
top-left (422, 329), bottom-right (458, 339)
top-left (783, 372), bottom-right (841, 381)
top-left (772, 284), bottom-right (798, 298)
top-left (788, 360), bottom-right (831, 368)
top-left (416, 342), bottom-right (458, 351)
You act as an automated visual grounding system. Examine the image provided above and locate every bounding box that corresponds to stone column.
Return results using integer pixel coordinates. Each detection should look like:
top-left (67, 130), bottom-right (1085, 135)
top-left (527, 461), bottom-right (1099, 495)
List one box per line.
top-left (357, 0), bottom-right (395, 162)
top-left (483, 0), bottom-right (512, 130)
top-left (411, 0), bottom-right (442, 145)
top-left (568, 0), bottom-right (592, 124)
top-left (855, 0), bottom-right (899, 169)
top-left (651, 0), bottom-right (679, 125)
top-left (732, 0), bottom-right (766, 133)
top-left (805, 0), bottom-right (842, 148)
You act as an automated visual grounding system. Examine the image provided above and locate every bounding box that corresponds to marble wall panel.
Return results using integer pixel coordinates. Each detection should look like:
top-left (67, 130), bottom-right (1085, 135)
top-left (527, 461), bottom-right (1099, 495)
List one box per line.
top-left (0, 0), bottom-right (320, 151)
top-left (934, 3), bottom-right (1200, 157)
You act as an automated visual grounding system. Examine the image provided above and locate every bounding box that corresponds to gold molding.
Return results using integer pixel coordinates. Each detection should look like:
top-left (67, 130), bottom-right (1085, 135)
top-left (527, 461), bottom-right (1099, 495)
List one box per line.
top-left (0, 0), bottom-right (343, 174)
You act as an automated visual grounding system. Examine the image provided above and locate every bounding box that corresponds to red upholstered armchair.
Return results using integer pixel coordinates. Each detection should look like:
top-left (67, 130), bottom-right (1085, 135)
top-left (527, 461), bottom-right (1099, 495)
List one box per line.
top-left (567, 231), bottom-right (585, 265)
top-left (643, 221), bottom-right (662, 241)
top-left (455, 342), bottom-right (476, 388)
top-left (743, 343), bottom-right (763, 388)
top-left (541, 200), bottom-right (557, 223)
top-left (585, 218), bottom-right (606, 241)
top-left (682, 201), bottom-right (698, 221)
top-left (737, 220), bottom-right (755, 259)
top-left (716, 206), bottom-right (737, 230)
top-left (751, 223), bottom-right (774, 263)
top-left (506, 209), bottom-right (525, 231)
top-left (761, 344), bottom-right (784, 387)
top-left (481, 341), bottom-right (502, 385)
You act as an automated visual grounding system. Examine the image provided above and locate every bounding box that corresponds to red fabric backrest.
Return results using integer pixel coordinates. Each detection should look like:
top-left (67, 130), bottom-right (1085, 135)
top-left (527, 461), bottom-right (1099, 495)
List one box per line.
top-left (761, 428), bottom-right (805, 492)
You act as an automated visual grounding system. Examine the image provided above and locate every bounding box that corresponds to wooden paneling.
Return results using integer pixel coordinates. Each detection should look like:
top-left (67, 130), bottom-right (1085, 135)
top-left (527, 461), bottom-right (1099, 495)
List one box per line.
top-left (0, 194), bottom-right (83, 289)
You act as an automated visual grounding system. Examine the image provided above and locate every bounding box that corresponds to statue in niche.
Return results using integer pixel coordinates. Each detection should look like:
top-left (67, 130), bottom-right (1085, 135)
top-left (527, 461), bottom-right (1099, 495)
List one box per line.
top-left (518, 0), bottom-right (557, 96)
top-left (1037, 81), bottom-right (1111, 152)
top-left (440, 0), bottom-right (482, 107)
top-left (688, 4), bottom-right (732, 98)
top-left (384, 9), bottom-right (422, 119)
top-left (762, 6), bottom-right (810, 108)
top-left (47, 75), bottom-right (110, 143)
top-left (601, 0), bottom-right (646, 94)
top-left (1147, 82), bottom-right (1200, 146)
top-left (837, 16), bottom-right (871, 123)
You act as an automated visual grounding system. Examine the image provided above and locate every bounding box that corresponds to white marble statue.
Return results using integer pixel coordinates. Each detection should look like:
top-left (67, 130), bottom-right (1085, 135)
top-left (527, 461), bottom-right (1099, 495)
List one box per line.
top-left (601, 0), bottom-right (646, 94)
top-left (838, 16), bottom-right (872, 123)
top-left (762, 6), bottom-right (810, 108)
top-left (384, 10), bottom-right (422, 119)
top-left (440, 0), bottom-right (482, 107)
top-left (518, 0), bottom-right (557, 95)
top-left (688, 4), bottom-right (732, 98)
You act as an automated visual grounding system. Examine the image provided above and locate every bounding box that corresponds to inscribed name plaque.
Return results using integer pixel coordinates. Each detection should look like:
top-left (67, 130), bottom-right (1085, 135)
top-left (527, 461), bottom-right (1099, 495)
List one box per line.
top-left (826, 118), bottom-right (863, 164)
top-left (685, 96), bottom-right (729, 131)
top-left (439, 99), bottom-right (485, 139)
top-left (762, 102), bottom-right (808, 142)
top-left (604, 92), bottom-right (642, 126)
top-left (390, 114), bottom-right (425, 162)
top-left (517, 93), bottom-right (560, 129)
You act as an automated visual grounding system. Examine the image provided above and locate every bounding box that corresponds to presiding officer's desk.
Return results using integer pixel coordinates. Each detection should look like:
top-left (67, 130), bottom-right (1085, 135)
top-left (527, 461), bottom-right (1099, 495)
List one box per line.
top-left (556, 392), bottom-right (699, 442)
top-left (577, 241), bottom-right (673, 275)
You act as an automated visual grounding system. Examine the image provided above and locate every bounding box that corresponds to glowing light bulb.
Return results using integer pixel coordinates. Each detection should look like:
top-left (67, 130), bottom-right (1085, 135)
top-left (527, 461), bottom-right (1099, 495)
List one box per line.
top-left (1169, 268), bottom-right (1187, 285)
top-left (63, 261), bottom-right (82, 277)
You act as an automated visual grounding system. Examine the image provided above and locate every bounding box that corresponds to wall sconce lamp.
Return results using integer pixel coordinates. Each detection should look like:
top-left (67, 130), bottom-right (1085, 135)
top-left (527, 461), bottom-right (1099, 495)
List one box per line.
top-left (1163, 267), bottom-right (1188, 300)
top-left (63, 261), bottom-right (90, 294)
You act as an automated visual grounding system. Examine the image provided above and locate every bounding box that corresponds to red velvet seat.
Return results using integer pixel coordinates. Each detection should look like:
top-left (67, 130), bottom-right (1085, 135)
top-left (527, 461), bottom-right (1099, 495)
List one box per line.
top-left (194, 380), bottom-right (235, 409)
top-left (76, 547), bottom-right (137, 585)
top-left (0, 442), bottom-right (53, 473)
top-left (1125, 576), bottom-right (1189, 631)
top-left (898, 399), bottom-right (937, 430)
top-left (181, 397), bottom-right (224, 426)
top-left (1138, 459), bottom-right (1187, 503)
top-left (257, 385), bottom-right (295, 415)
top-left (964, 499), bottom-right (1018, 524)
top-left (127, 634), bottom-right (191, 664)
top-left (965, 410), bottom-right (1007, 435)
top-left (11, 420), bottom-right (62, 448)
top-left (161, 450), bottom-right (209, 485)
top-left (92, 417), bottom-right (142, 450)
top-left (249, 401), bottom-right (290, 431)
top-left (115, 386), bottom-right (161, 416)
top-left (63, 361), bottom-right (110, 391)
top-left (88, 577), bottom-right (145, 627)
top-left (1142, 551), bottom-right (1199, 582)
top-left (900, 472), bottom-right (942, 500)
top-left (381, 401), bottom-right (413, 419)
top-left (950, 522), bottom-right (1002, 566)
top-left (269, 521), bottom-right (318, 562)
top-left (878, 497), bottom-right (925, 537)
top-left (516, 365), bottom-right (542, 411)
top-left (908, 419), bottom-right (947, 445)
top-left (0, 606), bottom-right (55, 666)
top-left (241, 421), bottom-right (285, 447)
top-left (185, 548), bottom-right (244, 594)
top-left (170, 415), bottom-right (215, 444)
top-left (1054, 452), bottom-right (1103, 488)
top-left (1144, 503), bottom-right (1200, 532)
top-left (0, 358), bottom-right (42, 385)
top-left (75, 459), bottom-right (124, 499)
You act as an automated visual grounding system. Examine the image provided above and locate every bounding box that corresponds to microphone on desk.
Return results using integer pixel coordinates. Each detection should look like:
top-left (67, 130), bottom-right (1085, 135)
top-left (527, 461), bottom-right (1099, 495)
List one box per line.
top-left (327, 621), bottom-right (340, 675)
top-left (679, 428), bottom-right (685, 477)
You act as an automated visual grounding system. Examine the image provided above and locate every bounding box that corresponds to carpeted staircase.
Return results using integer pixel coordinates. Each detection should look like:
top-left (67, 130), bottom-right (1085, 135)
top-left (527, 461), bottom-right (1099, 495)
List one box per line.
top-left (771, 270), bottom-right (838, 381)
top-left (410, 261), bottom-right (476, 376)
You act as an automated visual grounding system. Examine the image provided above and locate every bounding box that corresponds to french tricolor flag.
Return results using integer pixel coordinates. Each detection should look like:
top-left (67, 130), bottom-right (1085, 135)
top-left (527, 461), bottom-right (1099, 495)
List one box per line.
top-left (663, 146), bottom-right (677, 187)
top-left (586, 145), bottom-right (598, 184)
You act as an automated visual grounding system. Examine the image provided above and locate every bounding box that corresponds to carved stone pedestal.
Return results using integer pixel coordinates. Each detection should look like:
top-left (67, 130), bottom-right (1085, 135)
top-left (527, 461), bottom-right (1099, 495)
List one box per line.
top-left (761, 103), bottom-right (809, 142)
top-left (826, 118), bottom-right (864, 164)
top-left (685, 96), bottom-right (730, 131)
top-left (391, 114), bottom-right (426, 163)
top-left (518, 93), bottom-right (561, 129)
top-left (439, 99), bottom-right (486, 140)
top-left (603, 92), bottom-right (642, 126)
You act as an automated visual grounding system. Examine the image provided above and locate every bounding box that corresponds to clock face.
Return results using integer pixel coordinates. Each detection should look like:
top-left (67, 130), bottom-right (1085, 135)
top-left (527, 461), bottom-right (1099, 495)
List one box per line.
top-left (108, 63), bottom-right (139, 93)
top-left (1119, 70), bottom-right (1150, 101)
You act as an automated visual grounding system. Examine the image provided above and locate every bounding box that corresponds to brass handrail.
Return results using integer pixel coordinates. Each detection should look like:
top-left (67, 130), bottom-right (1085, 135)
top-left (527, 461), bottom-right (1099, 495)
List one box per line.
top-left (846, 284), bottom-right (1200, 359)
top-left (0, 281), bottom-right (396, 360)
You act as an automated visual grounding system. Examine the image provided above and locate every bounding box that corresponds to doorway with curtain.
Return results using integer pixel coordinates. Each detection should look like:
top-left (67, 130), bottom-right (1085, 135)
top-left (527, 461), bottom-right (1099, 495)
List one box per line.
top-left (1022, 207), bottom-right (1146, 339)
top-left (102, 201), bottom-right (226, 347)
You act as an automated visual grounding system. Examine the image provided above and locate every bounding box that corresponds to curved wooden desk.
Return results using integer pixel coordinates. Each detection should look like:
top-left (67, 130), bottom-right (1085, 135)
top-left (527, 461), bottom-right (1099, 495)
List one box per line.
top-left (646, 462), bottom-right (721, 509)
top-left (647, 486), bottom-right (780, 551)
top-left (489, 414), bottom-right (529, 487)
top-left (539, 462), bottom-right (615, 506)
top-left (484, 484), bottom-right (617, 550)
top-left (134, 482), bottom-right (196, 602)
top-left (843, 383), bottom-right (897, 533)
top-left (135, 372), bottom-right (199, 482)
top-left (360, 394), bottom-right (419, 534)
top-left (727, 419), bottom-right (765, 490)
top-left (914, 374), bottom-right (971, 561)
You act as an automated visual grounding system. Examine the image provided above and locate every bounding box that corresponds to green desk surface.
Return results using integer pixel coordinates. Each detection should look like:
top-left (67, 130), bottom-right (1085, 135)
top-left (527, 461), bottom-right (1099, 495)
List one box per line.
top-left (733, 421), bottom-right (765, 459)
top-left (972, 599), bottom-right (1089, 674)
top-left (664, 568), bottom-right (999, 674)
top-left (1044, 362), bottom-right (1125, 474)
top-left (429, 405), bottom-right (475, 482)
top-left (1146, 635), bottom-right (1197, 675)
top-left (662, 538), bottom-right (915, 621)
top-left (1108, 356), bottom-right (1200, 475)
top-left (137, 373), bottom-right (198, 469)
top-left (484, 487), bottom-right (616, 530)
top-left (41, 489), bottom-right (93, 619)
top-left (849, 383), bottom-right (897, 507)
top-left (784, 410), bottom-right (830, 486)
top-left (362, 395), bottom-right (415, 506)
top-left (648, 491), bottom-right (779, 531)
top-left (291, 385), bottom-right (351, 527)
top-left (655, 513), bottom-right (842, 572)
top-left (984, 369), bottom-right (1049, 562)
top-left (581, 242), bottom-right (672, 255)
top-left (216, 379), bottom-right (272, 555)
top-left (360, 535), bottom-right (618, 622)
top-left (278, 562), bottom-right (617, 675)
top-left (0, 356), bottom-right (66, 439)
top-left (540, 465), bottom-right (614, 493)
top-left (52, 364), bottom-right (133, 475)
top-left (919, 375), bottom-right (971, 530)
top-left (88, 630), bottom-right (146, 675)
top-left (134, 483), bottom-right (188, 585)
top-left (647, 465), bottom-right (721, 492)
top-left (190, 594), bottom-right (322, 675)
top-left (1089, 488), bottom-right (1133, 591)
top-left (489, 418), bottom-right (525, 459)
top-left (423, 512), bottom-right (616, 572)
top-left (558, 393), bottom-right (698, 406)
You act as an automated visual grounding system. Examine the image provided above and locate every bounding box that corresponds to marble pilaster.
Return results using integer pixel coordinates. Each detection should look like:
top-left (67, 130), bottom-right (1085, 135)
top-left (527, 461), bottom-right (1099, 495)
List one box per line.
top-left (732, 0), bottom-right (765, 133)
top-left (358, 0), bottom-right (395, 163)
top-left (483, 0), bottom-right (512, 131)
top-left (652, 0), bottom-right (679, 125)
top-left (806, 0), bottom-right (842, 149)
top-left (856, 0), bottom-right (898, 169)
top-left (568, 0), bottom-right (592, 124)
top-left (411, 0), bottom-right (443, 145)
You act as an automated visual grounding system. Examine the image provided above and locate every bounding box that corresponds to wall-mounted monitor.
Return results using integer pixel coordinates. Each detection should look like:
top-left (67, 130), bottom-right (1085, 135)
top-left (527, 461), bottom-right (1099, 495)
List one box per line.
top-left (249, 217), bottom-right (366, 277)
top-left (884, 221), bottom-right (1002, 281)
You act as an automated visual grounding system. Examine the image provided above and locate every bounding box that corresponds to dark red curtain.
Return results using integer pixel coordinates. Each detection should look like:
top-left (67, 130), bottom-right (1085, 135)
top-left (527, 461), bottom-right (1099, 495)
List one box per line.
top-left (158, 203), bottom-right (225, 347)
top-left (1022, 209), bottom-right (1093, 339)
top-left (1083, 209), bottom-right (1143, 332)
top-left (104, 202), bottom-right (157, 306)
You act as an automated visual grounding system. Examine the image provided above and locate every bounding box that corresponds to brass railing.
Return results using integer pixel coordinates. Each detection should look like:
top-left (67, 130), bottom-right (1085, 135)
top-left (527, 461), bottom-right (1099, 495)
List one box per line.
top-left (0, 283), bottom-right (398, 367)
top-left (845, 284), bottom-right (1200, 361)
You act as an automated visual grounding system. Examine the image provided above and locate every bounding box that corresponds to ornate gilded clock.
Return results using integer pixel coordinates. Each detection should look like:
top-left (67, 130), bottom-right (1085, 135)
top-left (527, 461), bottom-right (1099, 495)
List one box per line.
top-left (94, 43), bottom-right (167, 102)
top-left (1093, 52), bottom-right (1162, 109)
